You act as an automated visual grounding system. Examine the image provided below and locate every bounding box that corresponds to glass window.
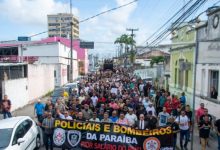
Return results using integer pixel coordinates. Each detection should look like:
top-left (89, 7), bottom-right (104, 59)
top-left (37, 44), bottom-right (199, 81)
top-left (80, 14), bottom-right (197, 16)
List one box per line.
top-left (0, 128), bottom-right (13, 148)
top-left (22, 119), bottom-right (33, 133)
top-left (209, 70), bottom-right (219, 97)
top-left (12, 124), bottom-right (25, 145)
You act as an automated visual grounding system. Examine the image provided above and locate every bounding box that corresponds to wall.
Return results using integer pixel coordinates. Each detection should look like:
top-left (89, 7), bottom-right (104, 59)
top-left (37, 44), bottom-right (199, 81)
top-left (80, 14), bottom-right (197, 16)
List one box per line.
top-left (28, 64), bottom-right (54, 102)
top-left (2, 78), bottom-right (28, 111)
top-left (23, 43), bottom-right (59, 57)
top-left (195, 96), bottom-right (220, 119)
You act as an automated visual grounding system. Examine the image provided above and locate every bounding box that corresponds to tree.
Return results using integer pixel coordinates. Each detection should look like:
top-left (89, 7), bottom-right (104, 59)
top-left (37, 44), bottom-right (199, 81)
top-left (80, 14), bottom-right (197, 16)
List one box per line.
top-left (114, 34), bottom-right (136, 64)
top-left (150, 56), bottom-right (165, 67)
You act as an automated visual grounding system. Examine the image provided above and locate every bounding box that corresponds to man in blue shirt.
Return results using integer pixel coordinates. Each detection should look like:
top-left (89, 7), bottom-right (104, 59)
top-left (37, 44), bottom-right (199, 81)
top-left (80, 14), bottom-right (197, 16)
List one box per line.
top-left (110, 110), bottom-right (119, 123)
top-left (34, 99), bottom-right (45, 122)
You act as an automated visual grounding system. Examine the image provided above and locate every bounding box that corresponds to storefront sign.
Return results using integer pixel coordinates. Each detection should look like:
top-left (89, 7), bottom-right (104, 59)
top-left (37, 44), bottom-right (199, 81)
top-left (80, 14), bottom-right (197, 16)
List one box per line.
top-left (53, 119), bottom-right (174, 150)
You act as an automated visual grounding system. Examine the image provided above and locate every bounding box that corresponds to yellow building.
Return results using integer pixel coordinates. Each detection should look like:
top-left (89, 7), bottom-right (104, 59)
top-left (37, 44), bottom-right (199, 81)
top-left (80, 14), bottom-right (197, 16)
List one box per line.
top-left (169, 23), bottom-right (196, 105)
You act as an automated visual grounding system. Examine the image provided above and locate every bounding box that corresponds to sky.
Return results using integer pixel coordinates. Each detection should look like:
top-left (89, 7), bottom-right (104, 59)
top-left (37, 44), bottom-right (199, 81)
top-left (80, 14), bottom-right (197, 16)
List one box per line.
top-left (0, 0), bottom-right (219, 58)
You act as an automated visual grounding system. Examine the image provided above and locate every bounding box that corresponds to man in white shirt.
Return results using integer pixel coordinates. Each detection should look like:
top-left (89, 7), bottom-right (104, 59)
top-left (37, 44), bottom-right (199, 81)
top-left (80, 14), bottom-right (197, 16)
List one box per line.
top-left (158, 107), bottom-right (170, 127)
top-left (91, 93), bottom-right (98, 107)
top-left (89, 112), bottom-right (100, 122)
top-left (146, 102), bottom-right (156, 117)
top-left (139, 82), bottom-right (145, 94)
top-left (58, 110), bottom-right (73, 120)
top-left (125, 109), bottom-right (137, 127)
top-left (175, 110), bottom-right (190, 150)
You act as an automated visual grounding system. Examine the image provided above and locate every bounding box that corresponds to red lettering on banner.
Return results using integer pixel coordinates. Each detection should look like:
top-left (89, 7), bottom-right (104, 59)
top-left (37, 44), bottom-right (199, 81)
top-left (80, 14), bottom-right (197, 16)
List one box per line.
top-left (80, 141), bottom-right (93, 148)
top-left (118, 145), bottom-right (126, 150)
top-left (94, 143), bottom-right (117, 150)
top-left (128, 146), bottom-right (142, 150)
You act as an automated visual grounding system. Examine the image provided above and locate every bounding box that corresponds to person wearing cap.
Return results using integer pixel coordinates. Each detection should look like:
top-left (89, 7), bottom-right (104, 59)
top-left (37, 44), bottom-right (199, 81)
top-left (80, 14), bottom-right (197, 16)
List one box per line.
top-left (89, 112), bottom-right (100, 122)
top-left (147, 110), bottom-right (157, 129)
top-left (125, 108), bottom-right (137, 127)
top-left (34, 99), bottom-right (45, 122)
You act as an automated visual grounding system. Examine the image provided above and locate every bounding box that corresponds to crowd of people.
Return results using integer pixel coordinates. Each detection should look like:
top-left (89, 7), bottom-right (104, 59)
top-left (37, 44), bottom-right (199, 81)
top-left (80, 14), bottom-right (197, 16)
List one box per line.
top-left (1, 67), bottom-right (219, 150)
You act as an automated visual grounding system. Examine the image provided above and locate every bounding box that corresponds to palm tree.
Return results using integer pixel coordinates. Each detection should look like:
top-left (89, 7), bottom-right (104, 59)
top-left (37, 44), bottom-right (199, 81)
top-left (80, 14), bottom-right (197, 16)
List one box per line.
top-left (114, 37), bottom-right (123, 56)
top-left (114, 34), bottom-right (136, 63)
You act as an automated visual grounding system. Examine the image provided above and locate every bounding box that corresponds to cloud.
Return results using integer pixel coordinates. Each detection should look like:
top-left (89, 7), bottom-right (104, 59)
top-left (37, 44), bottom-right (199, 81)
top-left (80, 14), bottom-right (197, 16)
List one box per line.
top-left (0, 0), bottom-right (79, 26)
top-left (81, 0), bottom-right (138, 57)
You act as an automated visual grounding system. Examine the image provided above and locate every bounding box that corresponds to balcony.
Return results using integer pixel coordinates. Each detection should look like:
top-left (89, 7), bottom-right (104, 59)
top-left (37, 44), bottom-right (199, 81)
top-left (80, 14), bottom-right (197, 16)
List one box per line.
top-left (0, 55), bottom-right (39, 63)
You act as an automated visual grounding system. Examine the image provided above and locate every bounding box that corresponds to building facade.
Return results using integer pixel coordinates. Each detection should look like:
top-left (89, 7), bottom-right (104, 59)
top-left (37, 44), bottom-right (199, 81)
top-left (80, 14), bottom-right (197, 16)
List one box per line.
top-left (48, 13), bottom-right (79, 38)
top-left (195, 7), bottom-right (220, 118)
top-left (169, 23), bottom-right (196, 106)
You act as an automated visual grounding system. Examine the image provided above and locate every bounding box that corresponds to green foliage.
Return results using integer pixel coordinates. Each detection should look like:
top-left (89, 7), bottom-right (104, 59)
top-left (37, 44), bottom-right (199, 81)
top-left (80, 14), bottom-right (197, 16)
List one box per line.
top-left (150, 56), bottom-right (165, 67)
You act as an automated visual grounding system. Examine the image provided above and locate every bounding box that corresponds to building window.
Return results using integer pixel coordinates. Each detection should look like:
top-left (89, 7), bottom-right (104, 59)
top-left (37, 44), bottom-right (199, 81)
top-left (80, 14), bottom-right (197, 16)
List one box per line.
top-left (185, 70), bottom-right (188, 89)
top-left (209, 70), bottom-right (219, 99)
top-left (178, 59), bottom-right (184, 89)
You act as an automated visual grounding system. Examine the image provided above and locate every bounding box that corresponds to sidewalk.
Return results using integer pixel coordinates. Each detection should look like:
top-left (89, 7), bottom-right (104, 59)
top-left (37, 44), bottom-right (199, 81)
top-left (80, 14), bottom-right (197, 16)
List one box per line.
top-left (176, 124), bottom-right (218, 150)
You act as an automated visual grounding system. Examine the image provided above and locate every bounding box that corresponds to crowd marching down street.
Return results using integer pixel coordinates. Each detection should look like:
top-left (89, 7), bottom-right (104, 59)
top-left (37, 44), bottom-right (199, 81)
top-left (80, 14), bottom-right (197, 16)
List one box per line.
top-left (1, 67), bottom-right (220, 150)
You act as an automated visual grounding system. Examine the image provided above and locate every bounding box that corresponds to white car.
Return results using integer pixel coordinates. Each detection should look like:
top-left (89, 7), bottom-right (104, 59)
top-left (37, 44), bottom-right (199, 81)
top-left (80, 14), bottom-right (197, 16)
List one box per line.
top-left (64, 82), bottom-right (78, 93)
top-left (0, 116), bottom-right (41, 150)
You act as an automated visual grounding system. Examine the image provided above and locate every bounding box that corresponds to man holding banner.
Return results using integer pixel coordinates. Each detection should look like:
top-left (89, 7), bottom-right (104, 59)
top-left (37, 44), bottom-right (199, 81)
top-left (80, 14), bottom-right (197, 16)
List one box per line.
top-left (42, 111), bottom-right (55, 150)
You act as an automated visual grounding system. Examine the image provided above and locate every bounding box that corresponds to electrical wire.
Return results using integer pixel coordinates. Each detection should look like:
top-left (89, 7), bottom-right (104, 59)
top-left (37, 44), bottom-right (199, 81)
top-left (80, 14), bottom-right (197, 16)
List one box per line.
top-left (148, 0), bottom-right (207, 46)
top-left (139, 0), bottom-right (184, 46)
top-left (142, 0), bottom-right (193, 45)
top-left (137, 0), bottom-right (208, 52)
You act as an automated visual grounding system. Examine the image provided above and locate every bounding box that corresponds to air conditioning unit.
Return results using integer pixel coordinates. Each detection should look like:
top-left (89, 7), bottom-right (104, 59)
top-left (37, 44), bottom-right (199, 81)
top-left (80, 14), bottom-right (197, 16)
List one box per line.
top-left (179, 62), bottom-right (191, 70)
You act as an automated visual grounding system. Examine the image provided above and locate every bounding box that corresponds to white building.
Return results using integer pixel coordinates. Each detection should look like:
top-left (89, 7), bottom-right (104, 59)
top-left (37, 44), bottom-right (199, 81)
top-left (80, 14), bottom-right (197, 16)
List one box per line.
top-left (0, 63), bottom-right (55, 111)
top-left (195, 7), bottom-right (220, 118)
top-left (22, 38), bottom-right (78, 86)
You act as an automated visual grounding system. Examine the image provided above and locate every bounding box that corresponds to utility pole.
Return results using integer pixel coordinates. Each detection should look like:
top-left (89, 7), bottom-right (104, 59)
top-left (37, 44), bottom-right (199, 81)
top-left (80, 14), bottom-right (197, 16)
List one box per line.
top-left (126, 28), bottom-right (138, 51)
top-left (69, 0), bottom-right (73, 82)
top-left (126, 28), bottom-right (138, 66)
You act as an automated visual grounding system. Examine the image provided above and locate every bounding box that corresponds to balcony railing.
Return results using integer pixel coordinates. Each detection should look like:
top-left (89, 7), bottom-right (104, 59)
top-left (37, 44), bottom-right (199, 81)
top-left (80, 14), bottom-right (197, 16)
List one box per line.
top-left (0, 55), bottom-right (39, 63)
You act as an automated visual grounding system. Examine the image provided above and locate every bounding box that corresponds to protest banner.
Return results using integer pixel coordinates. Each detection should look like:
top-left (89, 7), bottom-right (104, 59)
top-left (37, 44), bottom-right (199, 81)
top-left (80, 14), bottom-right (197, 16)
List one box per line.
top-left (53, 119), bottom-right (174, 150)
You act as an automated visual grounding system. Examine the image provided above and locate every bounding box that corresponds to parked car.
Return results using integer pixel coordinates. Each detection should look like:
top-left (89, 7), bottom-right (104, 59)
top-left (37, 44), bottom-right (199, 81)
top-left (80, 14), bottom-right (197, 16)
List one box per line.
top-left (51, 87), bottom-right (69, 104)
top-left (0, 116), bottom-right (41, 150)
top-left (64, 82), bottom-right (78, 93)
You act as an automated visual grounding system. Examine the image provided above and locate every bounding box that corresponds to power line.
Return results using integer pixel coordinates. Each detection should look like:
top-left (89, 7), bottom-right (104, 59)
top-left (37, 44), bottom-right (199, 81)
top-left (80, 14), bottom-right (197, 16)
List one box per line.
top-left (29, 0), bottom-right (138, 38)
top-left (137, 0), bottom-right (208, 53)
top-left (142, 0), bottom-right (193, 45)
top-left (150, 0), bottom-right (208, 46)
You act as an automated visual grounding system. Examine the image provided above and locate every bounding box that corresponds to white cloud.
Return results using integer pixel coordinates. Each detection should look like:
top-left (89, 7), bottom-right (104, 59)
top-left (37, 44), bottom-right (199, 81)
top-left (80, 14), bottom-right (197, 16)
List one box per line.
top-left (81, 0), bottom-right (138, 58)
top-left (0, 0), bottom-right (79, 26)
